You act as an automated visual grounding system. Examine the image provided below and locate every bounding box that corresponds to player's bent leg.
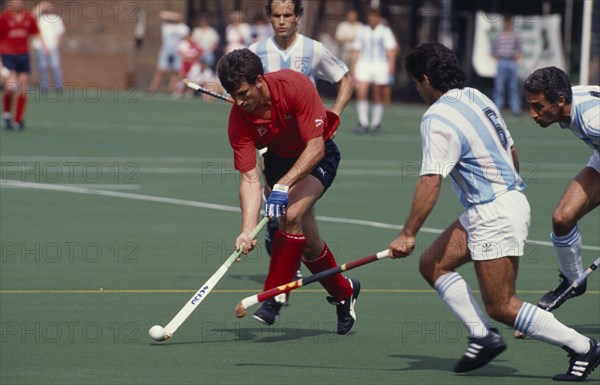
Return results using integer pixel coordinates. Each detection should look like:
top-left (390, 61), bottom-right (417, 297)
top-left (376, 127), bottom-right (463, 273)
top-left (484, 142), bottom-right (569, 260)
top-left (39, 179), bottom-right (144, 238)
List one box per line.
top-left (299, 203), bottom-right (358, 335)
top-left (419, 219), bottom-right (471, 285)
top-left (541, 166), bottom-right (600, 309)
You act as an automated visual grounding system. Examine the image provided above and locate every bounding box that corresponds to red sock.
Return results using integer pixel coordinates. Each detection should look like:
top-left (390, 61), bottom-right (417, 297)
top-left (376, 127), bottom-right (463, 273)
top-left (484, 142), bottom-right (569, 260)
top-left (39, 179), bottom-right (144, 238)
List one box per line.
top-left (302, 243), bottom-right (352, 301)
top-left (3, 91), bottom-right (13, 114)
top-left (263, 230), bottom-right (306, 291)
top-left (15, 94), bottom-right (27, 123)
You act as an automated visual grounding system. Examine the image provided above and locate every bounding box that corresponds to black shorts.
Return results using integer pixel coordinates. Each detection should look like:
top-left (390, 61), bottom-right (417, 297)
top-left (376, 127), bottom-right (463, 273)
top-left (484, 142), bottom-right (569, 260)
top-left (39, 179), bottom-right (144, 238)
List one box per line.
top-left (1, 54), bottom-right (31, 74)
top-left (262, 139), bottom-right (340, 192)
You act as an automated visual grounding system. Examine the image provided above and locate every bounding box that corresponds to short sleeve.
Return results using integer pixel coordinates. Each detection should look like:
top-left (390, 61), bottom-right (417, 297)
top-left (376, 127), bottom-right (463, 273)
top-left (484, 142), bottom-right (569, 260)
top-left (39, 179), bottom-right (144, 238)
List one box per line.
top-left (315, 45), bottom-right (348, 83)
top-left (420, 116), bottom-right (461, 177)
top-left (227, 109), bottom-right (257, 173)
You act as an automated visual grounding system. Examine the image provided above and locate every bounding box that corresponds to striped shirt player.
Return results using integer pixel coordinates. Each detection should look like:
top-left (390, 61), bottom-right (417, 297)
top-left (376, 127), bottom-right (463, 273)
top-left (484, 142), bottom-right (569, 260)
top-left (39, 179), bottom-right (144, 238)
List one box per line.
top-left (421, 87), bottom-right (526, 209)
top-left (524, 67), bottom-right (600, 325)
top-left (560, 85), bottom-right (600, 156)
top-left (420, 87), bottom-right (528, 259)
top-left (249, 33), bottom-right (348, 86)
top-left (391, 43), bottom-right (600, 382)
top-left (352, 20), bottom-right (397, 84)
top-left (352, 8), bottom-right (398, 133)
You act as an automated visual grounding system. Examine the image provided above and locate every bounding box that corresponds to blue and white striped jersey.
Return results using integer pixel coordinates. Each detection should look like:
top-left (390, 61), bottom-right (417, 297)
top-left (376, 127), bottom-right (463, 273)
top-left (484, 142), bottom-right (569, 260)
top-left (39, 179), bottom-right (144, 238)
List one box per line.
top-left (559, 85), bottom-right (600, 151)
top-left (249, 34), bottom-right (348, 84)
top-left (353, 23), bottom-right (397, 63)
top-left (420, 87), bottom-right (526, 208)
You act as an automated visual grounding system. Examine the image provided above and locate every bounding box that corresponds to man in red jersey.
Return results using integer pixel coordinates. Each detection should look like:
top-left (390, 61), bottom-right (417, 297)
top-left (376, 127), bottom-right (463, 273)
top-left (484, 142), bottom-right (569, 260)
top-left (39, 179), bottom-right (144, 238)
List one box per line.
top-left (217, 48), bottom-right (360, 335)
top-left (0, 0), bottom-right (40, 130)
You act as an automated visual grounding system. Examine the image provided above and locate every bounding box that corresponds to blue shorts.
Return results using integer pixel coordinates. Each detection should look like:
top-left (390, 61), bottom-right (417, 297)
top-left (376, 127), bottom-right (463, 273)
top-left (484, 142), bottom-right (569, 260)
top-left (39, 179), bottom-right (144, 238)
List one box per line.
top-left (1, 54), bottom-right (31, 74)
top-left (262, 139), bottom-right (340, 192)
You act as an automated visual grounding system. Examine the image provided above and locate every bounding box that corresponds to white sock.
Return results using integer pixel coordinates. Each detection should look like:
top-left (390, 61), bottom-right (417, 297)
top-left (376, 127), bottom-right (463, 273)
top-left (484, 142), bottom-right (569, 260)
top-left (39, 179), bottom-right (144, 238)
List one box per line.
top-left (515, 302), bottom-right (590, 353)
top-left (551, 226), bottom-right (583, 282)
top-left (434, 272), bottom-right (490, 338)
top-left (356, 100), bottom-right (369, 127)
top-left (2, 112), bottom-right (11, 120)
top-left (371, 103), bottom-right (384, 128)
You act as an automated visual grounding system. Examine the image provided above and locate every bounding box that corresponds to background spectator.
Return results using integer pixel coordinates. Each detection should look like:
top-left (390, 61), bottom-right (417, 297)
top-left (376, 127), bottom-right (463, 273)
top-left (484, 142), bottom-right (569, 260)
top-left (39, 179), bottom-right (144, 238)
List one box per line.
top-left (32, 1), bottom-right (65, 91)
top-left (225, 10), bottom-right (251, 53)
top-left (191, 16), bottom-right (220, 70)
top-left (147, 11), bottom-right (189, 94)
top-left (0, 0), bottom-right (39, 130)
top-left (335, 8), bottom-right (362, 67)
top-left (491, 14), bottom-right (523, 115)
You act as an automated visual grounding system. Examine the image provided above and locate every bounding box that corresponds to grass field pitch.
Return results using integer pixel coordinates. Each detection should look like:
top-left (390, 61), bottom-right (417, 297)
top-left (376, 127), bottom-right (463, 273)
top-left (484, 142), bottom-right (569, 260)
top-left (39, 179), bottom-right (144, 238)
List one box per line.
top-left (0, 90), bottom-right (598, 385)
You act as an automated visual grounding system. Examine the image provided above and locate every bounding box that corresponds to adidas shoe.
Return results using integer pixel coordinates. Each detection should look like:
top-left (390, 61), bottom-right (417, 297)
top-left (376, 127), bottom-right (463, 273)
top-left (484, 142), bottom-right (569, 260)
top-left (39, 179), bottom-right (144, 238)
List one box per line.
top-left (3, 118), bottom-right (12, 130)
top-left (13, 121), bottom-right (25, 131)
top-left (252, 298), bottom-right (283, 325)
top-left (553, 339), bottom-right (600, 382)
top-left (538, 272), bottom-right (587, 310)
top-left (326, 278), bottom-right (360, 335)
top-left (454, 327), bottom-right (507, 373)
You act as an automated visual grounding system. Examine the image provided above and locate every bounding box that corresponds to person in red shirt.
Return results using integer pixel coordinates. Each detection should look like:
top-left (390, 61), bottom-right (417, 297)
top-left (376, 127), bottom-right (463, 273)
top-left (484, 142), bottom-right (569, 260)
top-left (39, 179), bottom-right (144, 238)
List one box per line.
top-left (0, 0), bottom-right (40, 130)
top-left (217, 48), bottom-right (360, 334)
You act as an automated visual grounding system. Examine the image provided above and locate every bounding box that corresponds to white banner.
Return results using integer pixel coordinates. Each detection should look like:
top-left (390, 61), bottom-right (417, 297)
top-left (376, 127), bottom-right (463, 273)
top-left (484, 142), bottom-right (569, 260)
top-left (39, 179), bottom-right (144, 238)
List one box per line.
top-left (472, 12), bottom-right (566, 79)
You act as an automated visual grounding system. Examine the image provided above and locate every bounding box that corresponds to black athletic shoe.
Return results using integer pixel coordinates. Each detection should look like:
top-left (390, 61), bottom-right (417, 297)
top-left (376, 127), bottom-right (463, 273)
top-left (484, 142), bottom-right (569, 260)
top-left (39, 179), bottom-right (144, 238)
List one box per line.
top-left (553, 339), bottom-right (600, 382)
top-left (538, 272), bottom-right (587, 310)
top-left (326, 278), bottom-right (360, 335)
top-left (264, 218), bottom-right (279, 256)
top-left (369, 124), bottom-right (381, 134)
top-left (454, 327), bottom-right (507, 373)
top-left (355, 124), bottom-right (367, 135)
top-left (13, 121), bottom-right (24, 131)
top-left (252, 298), bottom-right (283, 325)
top-left (3, 118), bottom-right (12, 130)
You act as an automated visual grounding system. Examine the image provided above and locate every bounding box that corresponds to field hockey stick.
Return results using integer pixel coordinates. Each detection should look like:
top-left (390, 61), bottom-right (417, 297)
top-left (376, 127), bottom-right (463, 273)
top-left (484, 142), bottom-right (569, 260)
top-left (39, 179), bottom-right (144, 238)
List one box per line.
top-left (152, 217), bottom-right (269, 341)
top-left (514, 256), bottom-right (600, 339)
top-left (183, 79), bottom-right (234, 103)
top-left (234, 249), bottom-right (389, 317)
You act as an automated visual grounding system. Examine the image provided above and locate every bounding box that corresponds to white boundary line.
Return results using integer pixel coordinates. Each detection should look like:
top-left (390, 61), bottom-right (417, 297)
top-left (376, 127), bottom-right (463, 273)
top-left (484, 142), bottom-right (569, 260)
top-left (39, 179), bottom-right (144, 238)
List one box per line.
top-left (2, 180), bottom-right (599, 251)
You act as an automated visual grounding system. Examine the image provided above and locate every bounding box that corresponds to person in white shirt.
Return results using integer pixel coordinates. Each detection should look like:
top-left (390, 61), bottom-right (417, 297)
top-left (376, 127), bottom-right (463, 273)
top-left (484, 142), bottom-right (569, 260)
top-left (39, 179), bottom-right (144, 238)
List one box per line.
top-left (351, 7), bottom-right (398, 134)
top-left (249, 0), bottom-right (353, 119)
top-left (225, 10), bottom-right (251, 54)
top-left (335, 8), bottom-right (361, 67)
top-left (191, 17), bottom-right (220, 70)
top-left (389, 42), bottom-right (600, 381)
top-left (33, 1), bottom-right (65, 91)
top-left (524, 66), bottom-right (600, 311)
top-left (148, 11), bottom-right (189, 94)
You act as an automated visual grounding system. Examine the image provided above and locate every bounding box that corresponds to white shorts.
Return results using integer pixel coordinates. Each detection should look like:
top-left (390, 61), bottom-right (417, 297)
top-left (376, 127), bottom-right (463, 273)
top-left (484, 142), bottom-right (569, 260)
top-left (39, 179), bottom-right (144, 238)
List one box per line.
top-left (459, 190), bottom-right (530, 261)
top-left (586, 150), bottom-right (600, 173)
top-left (354, 61), bottom-right (391, 85)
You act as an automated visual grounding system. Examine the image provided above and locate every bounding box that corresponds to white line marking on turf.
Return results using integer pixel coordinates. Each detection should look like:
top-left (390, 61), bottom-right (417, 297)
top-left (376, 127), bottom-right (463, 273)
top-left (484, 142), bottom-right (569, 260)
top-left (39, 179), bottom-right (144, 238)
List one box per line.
top-left (2, 183), bottom-right (140, 190)
top-left (2, 180), bottom-right (599, 251)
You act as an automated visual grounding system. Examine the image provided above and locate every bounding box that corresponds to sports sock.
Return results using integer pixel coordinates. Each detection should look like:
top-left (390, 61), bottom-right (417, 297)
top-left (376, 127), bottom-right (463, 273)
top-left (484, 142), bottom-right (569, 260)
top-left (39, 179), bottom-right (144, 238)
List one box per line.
top-left (551, 225), bottom-right (583, 282)
top-left (515, 302), bottom-right (590, 353)
top-left (302, 242), bottom-right (352, 301)
top-left (263, 230), bottom-right (305, 291)
top-left (15, 94), bottom-right (27, 123)
top-left (356, 100), bottom-right (369, 127)
top-left (371, 103), bottom-right (384, 128)
top-left (434, 272), bottom-right (490, 338)
top-left (3, 91), bottom-right (13, 114)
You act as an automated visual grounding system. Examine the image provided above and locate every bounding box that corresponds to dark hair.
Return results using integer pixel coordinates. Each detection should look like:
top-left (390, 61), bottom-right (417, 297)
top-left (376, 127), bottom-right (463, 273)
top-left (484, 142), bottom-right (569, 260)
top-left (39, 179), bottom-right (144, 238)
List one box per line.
top-left (404, 42), bottom-right (467, 93)
top-left (266, 0), bottom-right (304, 17)
top-left (217, 49), bottom-right (264, 94)
top-left (523, 66), bottom-right (572, 104)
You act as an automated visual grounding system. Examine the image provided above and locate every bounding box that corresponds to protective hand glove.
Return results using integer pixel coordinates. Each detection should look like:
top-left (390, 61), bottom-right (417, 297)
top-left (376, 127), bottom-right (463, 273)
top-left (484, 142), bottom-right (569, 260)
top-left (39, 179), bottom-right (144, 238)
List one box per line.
top-left (265, 184), bottom-right (289, 218)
